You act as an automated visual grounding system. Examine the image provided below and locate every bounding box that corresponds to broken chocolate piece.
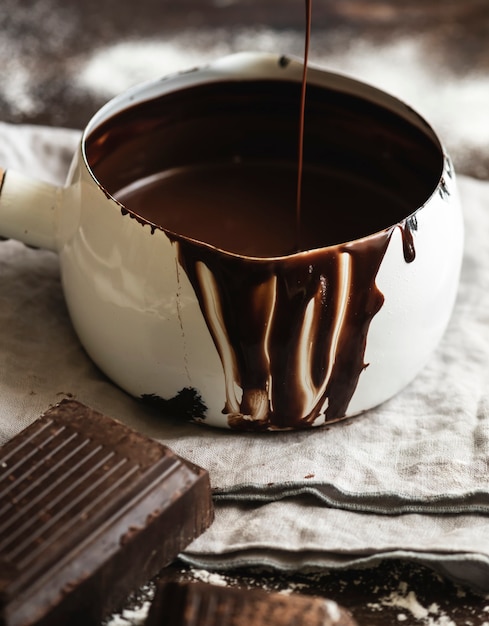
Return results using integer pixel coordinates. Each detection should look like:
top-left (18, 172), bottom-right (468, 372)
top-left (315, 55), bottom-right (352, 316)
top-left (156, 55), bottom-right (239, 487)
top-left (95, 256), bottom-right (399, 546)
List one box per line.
top-left (0, 399), bottom-right (214, 626)
top-left (145, 581), bottom-right (358, 626)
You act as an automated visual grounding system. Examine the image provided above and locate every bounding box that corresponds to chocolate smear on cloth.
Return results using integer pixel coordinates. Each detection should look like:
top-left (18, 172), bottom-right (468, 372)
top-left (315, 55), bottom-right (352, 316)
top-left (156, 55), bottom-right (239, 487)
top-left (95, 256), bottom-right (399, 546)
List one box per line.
top-left (145, 580), bottom-right (357, 626)
top-left (1, 122), bottom-right (489, 591)
top-left (0, 399), bottom-right (213, 626)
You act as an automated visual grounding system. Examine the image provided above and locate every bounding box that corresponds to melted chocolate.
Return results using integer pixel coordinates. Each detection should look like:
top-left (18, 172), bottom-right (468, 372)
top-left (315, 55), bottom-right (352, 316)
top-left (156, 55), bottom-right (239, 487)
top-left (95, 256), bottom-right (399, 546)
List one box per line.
top-left (114, 162), bottom-right (415, 257)
top-left (173, 230), bottom-right (391, 429)
top-left (295, 0), bottom-right (312, 250)
top-left (399, 215), bottom-right (418, 263)
top-left (84, 56), bottom-right (444, 428)
top-left (86, 82), bottom-right (442, 234)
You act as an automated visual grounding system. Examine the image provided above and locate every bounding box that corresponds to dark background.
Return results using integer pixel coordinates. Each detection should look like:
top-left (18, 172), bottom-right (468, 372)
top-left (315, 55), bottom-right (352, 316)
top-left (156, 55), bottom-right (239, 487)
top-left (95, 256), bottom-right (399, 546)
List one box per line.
top-left (1, 0), bottom-right (489, 178)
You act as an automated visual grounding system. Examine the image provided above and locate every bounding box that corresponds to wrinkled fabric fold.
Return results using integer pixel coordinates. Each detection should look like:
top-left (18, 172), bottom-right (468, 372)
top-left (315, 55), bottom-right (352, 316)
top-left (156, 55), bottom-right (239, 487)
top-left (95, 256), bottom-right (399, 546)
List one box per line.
top-left (180, 498), bottom-right (489, 592)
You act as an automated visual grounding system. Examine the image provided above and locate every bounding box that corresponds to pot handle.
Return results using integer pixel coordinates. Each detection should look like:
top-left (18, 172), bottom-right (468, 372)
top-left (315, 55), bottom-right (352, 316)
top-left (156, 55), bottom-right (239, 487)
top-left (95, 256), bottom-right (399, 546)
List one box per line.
top-left (0, 168), bottom-right (61, 252)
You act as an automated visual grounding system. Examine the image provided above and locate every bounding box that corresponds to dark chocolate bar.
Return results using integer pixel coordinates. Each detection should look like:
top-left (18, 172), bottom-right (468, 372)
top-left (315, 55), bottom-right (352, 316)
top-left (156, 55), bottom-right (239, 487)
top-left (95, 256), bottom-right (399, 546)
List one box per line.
top-left (146, 581), bottom-right (358, 626)
top-left (0, 400), bottom-right (214, 626)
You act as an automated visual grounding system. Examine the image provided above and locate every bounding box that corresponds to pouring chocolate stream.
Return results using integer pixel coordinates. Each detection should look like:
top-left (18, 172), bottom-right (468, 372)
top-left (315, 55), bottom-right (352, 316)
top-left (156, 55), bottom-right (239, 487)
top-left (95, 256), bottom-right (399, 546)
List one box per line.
top-left (296, 0), bottom-right (312, 252)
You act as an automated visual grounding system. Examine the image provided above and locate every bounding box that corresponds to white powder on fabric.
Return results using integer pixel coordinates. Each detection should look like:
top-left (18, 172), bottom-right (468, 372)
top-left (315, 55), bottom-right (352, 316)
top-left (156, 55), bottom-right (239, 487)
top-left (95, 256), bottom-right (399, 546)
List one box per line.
top-left (367, 581), bottom-right (461, 626)
top-left (104, 603), bottom-right (151, 626)
top-left (0, 59), bottom-right (39, 117)
top-left (74, 28), bottom-right (489, 168)
top-left (187, 567), bottom-right (314, 596)
top-left (103, 584), bottom-right (154, 626)
top-left (103, 568), bottom-right (481, 625)
top-left (0, 0), bottom-right (78, 117)
top-left (188, 568), bottom-right (231, 587)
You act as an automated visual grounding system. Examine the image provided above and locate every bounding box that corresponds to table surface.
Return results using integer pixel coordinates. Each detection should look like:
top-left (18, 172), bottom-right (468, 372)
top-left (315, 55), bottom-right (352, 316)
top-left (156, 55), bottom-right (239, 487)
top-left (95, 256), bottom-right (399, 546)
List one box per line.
top-left (2, 1), bottom-right (489, 624)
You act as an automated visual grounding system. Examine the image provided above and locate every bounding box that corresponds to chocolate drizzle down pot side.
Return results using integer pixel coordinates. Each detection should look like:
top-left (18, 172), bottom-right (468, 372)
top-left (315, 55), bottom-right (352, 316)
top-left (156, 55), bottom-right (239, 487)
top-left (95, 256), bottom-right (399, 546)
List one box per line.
top-left (85, 70), bottom-right (448, 431)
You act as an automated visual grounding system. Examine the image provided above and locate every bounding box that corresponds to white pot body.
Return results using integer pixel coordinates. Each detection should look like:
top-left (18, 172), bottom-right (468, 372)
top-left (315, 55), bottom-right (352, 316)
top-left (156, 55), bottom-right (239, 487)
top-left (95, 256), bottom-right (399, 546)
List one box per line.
top-left (0, 53), bottom-right (464, 430)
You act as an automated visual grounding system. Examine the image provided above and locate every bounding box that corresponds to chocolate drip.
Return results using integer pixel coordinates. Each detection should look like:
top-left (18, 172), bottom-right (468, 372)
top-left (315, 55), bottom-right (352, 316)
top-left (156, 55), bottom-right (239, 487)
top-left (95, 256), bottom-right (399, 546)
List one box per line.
top-left (174, 230), bottom-right (392, 429)
top-left (399, 214), bottom-right (418, 263)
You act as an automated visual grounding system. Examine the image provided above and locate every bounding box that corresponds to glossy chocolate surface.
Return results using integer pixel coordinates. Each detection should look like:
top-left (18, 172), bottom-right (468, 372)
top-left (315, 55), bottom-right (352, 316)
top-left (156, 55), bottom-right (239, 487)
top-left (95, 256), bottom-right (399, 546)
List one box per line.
top-left (0, 400), bottom-right (214, 626)
top-left (86, 78), bottom-right (442, 256)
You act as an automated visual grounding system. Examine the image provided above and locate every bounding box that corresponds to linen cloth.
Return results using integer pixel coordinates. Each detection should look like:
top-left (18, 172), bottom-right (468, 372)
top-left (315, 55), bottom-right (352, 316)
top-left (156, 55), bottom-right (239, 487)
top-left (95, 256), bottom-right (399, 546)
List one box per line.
top-left (1, 122), bottom-right (489, 591)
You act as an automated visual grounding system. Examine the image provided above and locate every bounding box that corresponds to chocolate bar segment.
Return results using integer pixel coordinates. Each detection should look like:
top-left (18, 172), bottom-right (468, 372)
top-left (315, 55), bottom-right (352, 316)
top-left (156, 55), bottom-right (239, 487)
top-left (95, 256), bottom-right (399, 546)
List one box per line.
top-left (146, 581), bottom-right (358, 626)
top-left (0, 399), bottom-right (213, 626)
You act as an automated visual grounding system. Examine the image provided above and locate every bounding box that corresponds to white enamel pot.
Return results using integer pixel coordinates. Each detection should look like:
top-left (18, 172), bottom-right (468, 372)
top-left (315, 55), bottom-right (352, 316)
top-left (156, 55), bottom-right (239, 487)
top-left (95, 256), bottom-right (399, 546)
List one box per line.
top-left (0, 52), bottom-right (463, 430)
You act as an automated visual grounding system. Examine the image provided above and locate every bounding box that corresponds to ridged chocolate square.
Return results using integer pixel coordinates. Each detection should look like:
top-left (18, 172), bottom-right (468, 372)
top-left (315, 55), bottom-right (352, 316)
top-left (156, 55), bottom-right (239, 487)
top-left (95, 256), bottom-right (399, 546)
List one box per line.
top-left (0, 400), bottom-right (213, 626)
